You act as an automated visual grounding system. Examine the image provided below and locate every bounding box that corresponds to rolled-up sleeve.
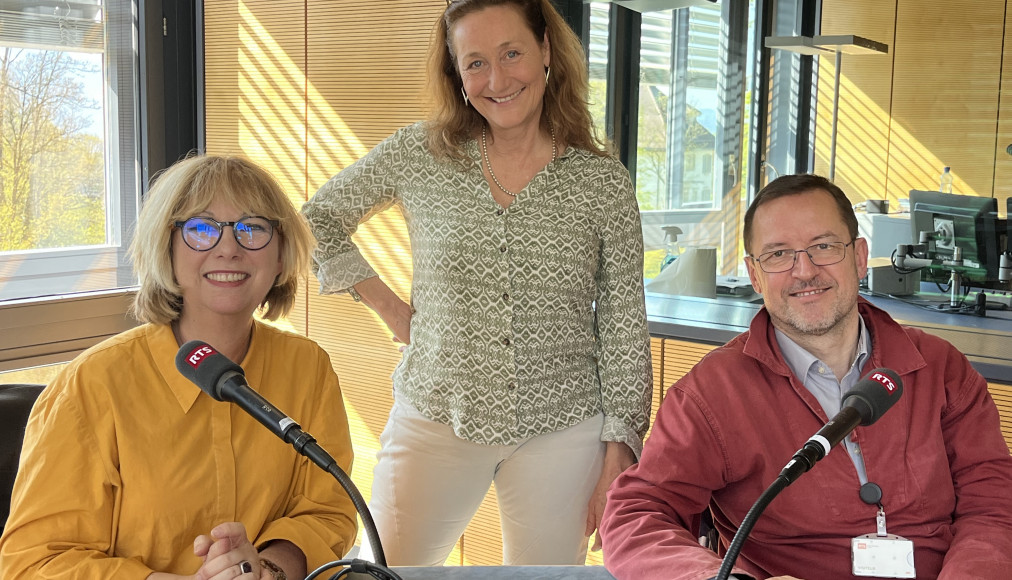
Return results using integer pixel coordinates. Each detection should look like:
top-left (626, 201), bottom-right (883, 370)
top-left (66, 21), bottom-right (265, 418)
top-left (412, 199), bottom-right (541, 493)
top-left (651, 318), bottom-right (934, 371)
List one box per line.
top-left (302, 131), bottom-right (404, 294)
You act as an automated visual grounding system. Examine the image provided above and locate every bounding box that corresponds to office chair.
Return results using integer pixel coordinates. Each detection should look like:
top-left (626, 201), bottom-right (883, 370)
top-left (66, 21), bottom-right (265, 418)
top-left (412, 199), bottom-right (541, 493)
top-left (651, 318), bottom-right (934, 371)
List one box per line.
top-left (0, 383), bottom-right (45, 535)
top-left (697, 507), bottom-right (719, 552)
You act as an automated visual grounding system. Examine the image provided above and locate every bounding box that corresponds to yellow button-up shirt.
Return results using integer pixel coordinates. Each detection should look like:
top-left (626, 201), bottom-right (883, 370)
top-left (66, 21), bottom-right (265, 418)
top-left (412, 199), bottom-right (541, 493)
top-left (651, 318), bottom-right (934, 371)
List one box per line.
top-left (0, 321), bottom-right (356, 578)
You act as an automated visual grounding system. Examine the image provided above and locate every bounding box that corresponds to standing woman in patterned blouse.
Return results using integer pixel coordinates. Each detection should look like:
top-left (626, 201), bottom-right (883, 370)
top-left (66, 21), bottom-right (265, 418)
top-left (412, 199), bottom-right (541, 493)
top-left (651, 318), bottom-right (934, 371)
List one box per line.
top-left (302, 0), bottom-right (652, 566)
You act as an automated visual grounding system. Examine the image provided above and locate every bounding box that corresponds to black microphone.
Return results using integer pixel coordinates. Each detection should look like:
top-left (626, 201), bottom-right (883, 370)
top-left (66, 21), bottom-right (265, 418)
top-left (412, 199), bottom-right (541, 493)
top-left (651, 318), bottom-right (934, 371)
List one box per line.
top-left (780, 367), bottom-right (903, 484)
top-left (174, 341), bottom-right (391, 568)
top-left (715, 368), bottom-right (903, 580)
top-left (174, 340), bottom-right (332, 468)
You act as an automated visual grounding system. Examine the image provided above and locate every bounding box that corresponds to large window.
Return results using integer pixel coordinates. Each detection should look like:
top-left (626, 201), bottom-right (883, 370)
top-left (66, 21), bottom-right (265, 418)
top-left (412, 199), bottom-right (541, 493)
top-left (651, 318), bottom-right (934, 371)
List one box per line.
top-left (588, 1), bottom-right (757, 279)
top-left (1, 0), bottom-right (195, 374)
top-left (0, 0), bottom-right (140, 302)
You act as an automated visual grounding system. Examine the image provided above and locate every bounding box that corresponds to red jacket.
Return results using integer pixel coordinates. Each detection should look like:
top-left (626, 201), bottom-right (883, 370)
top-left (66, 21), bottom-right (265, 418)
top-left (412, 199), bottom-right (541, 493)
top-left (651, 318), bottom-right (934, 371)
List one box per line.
top-left (601, 300), bottom-right (1012, 579)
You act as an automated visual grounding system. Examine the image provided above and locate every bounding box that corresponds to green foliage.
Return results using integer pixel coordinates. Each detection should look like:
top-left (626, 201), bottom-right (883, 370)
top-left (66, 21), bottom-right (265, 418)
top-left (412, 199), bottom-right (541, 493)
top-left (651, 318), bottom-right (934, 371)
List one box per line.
top-left (1, 48), bottom-right (104, 252)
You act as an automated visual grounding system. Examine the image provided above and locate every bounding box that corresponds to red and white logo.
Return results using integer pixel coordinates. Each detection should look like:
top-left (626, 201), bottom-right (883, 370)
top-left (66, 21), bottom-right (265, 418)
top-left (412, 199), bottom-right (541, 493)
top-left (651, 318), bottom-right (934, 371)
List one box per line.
top-left (870, 372), bottom-right (898, 394)
top-left (186, 345), bottom-right (217, 369)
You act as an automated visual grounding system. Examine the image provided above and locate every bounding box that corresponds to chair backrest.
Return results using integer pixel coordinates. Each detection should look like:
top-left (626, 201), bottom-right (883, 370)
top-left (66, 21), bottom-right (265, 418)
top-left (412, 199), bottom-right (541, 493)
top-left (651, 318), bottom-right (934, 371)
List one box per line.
top-left (0, 383), bottom-right (45, 535)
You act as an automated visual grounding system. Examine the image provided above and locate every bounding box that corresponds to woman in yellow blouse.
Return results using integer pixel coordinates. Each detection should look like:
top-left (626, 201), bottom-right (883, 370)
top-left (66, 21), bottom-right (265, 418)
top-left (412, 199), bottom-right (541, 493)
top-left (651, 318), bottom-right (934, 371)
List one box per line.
top-left (0, 155), bottom-right (356, 580)
top-left (303, 0), bottom-right (652, 567)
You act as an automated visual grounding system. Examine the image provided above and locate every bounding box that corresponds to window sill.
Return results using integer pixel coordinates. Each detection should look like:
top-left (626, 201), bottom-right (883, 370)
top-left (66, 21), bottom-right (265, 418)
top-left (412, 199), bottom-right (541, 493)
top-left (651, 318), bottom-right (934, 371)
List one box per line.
top-left (0, 288), bottom-right (139, 372)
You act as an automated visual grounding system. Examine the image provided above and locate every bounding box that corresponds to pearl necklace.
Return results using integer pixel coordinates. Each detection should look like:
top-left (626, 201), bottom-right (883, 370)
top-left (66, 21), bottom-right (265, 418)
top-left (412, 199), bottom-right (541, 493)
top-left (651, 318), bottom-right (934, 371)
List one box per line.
top-left (481, 124), bottom-right (557, 197)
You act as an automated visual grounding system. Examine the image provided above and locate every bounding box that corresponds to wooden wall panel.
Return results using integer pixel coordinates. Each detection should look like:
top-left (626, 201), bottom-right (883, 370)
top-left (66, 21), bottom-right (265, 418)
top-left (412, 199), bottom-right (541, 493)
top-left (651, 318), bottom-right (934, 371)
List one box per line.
top-left (203, 0), bottom-right (454, 561)
top-left (884, 0), bottom-right (1004, 199)
top-left (660, 339), bottom-right (717, 395)
top-left (989, 382), bottom-right (1012, 453)
top-left (816, 1), bottom-right (896, 207)
top-left (995, 5), bottom-right (1012, 202)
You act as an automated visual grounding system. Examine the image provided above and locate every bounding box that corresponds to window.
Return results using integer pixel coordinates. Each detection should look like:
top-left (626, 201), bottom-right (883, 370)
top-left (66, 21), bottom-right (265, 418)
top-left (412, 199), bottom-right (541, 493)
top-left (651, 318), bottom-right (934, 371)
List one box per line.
top-left (1, 0), bottom-right (196, 373)
top-left (588, 1), bottom-right (757, 279)
top-left (0, 0), bottom-right (140, 302)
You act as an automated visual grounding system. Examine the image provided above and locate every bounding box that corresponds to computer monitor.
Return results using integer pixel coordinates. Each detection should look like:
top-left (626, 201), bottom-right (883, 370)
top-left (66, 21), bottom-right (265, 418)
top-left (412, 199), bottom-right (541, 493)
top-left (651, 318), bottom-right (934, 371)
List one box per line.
top-left (908, 190), bottom-right (1004, 288)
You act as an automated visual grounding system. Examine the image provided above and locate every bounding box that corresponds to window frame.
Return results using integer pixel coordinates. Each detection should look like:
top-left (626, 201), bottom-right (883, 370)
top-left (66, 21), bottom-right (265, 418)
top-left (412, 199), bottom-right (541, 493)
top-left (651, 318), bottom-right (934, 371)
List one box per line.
top-left (0, 0), bottom-right (201, 373)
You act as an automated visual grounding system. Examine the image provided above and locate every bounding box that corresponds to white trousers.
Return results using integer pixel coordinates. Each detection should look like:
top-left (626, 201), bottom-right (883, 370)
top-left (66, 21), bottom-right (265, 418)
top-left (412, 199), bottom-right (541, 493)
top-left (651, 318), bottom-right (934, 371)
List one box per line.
top-left (364, 399), bottom-right (605, 566)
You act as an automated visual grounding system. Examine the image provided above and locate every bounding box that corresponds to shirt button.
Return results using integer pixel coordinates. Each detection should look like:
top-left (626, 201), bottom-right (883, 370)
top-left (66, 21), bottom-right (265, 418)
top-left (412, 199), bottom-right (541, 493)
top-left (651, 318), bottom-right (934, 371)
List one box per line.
top-left (507, 382), bottom-right (515, 390)
top-left (502, 337), bottom-right (511, 346)
top-left (502, 292), bottom-right (510, 302)
top-left (499, 244), bottom-right (507, 253)
top-left (817, 366), bottom-right (826, 374)
top-left (496, 208), bottom-right (505, 216)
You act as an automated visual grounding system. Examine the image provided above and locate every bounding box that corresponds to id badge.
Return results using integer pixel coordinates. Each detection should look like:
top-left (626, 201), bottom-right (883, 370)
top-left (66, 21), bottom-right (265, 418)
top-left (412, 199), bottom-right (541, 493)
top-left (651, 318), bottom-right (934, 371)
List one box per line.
top-left (851, 533), bottom-right (916, 578)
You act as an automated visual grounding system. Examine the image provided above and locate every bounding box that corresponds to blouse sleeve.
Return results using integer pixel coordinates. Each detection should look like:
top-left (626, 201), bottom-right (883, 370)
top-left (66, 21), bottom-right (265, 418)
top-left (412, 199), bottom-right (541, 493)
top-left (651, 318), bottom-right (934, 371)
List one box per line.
top-left (593, 160), bottom-right (653, 458)
top-left (302, 127), bottom-right (409, 294)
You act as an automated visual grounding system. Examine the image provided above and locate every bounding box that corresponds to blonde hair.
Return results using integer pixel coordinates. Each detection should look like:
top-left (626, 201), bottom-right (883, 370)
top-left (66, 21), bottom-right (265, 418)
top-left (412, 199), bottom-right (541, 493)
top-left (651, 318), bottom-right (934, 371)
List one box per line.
top-left (128, 154), bottom-right (314, 324)
top-left (425, 0), bottom-right (609, 161)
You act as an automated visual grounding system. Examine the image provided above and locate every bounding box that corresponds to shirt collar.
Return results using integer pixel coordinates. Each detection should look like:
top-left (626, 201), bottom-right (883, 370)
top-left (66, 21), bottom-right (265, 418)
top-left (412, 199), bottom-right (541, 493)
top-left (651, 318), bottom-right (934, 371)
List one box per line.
top-left (150, 321), bottom-right (262, 413)
top-left (775, 315), bottom-right (871, 383)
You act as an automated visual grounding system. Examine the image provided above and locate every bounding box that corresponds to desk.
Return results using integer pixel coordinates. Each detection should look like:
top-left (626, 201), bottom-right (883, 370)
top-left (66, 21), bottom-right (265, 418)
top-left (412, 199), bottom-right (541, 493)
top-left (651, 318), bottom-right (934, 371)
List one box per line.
top-left (343, 565), bottom-right (616, 579)
top-left (647, 290), bottom-right (1012, 383)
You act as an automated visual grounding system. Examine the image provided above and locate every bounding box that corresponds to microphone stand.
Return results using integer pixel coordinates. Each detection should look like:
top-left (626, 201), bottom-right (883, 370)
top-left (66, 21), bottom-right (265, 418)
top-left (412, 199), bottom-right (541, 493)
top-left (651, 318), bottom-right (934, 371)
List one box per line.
top-left (714, 476), bottom-right (790, 580)
top-left (287, 431), bottom-right (402, 580)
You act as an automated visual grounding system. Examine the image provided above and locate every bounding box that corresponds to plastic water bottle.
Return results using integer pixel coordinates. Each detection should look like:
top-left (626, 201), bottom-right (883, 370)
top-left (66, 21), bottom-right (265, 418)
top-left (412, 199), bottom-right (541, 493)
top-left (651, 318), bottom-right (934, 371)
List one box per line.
top-left (939, 166), bottom-right (953, 193)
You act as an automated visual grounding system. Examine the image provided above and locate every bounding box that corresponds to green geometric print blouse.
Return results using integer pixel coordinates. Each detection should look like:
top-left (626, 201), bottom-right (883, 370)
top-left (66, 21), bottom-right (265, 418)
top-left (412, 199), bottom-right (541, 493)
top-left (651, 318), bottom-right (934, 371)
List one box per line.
top-left (303, 123), bottom-right (652, 456)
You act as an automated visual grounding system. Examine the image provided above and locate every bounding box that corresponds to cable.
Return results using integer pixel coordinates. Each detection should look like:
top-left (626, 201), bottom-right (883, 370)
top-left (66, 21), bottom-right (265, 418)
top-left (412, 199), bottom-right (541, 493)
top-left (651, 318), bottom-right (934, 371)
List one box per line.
top-left (306, 558), bottom-right (404, 580)
top-left (715, 476), bottom-right (790, 580)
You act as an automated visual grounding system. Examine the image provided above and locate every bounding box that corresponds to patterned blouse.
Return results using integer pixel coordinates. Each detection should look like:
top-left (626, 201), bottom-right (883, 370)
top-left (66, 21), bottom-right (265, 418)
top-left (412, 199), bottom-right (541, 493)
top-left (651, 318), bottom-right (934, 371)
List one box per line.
top-left (303, 123), bottom-right (652, 456)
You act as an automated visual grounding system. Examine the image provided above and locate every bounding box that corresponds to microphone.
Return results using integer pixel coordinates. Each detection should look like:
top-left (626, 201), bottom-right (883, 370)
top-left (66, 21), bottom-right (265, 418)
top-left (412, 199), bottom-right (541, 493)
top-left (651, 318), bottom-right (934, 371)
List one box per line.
top-left (174, 340), bottom-right (391, 569)
top-left (715, 368), bottom-right (903, 580)
top-left (174, 340), bottom-right (331, 468)
top-left (780, 368), bottom-right (903, 484)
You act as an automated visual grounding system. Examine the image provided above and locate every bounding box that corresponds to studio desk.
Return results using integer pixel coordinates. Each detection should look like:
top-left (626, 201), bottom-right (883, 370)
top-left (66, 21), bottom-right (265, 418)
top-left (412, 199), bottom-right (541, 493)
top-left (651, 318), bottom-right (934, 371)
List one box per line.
top-left (344, 566), bottom-right (616, 579)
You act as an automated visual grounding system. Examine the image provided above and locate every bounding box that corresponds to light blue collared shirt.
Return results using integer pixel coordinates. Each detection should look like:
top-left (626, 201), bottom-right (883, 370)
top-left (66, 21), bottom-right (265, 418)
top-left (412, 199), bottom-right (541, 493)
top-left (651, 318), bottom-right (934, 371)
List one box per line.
top-left (775, 316), bottom-right (872, 483)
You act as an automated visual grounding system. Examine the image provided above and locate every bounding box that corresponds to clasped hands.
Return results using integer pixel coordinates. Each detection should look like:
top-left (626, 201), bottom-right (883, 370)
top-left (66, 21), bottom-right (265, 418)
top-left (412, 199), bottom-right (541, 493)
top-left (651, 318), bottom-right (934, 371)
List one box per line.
top-left (144, 521), bottom-right (266, 580)
top-left (191, 522), bottom-right (265, 580)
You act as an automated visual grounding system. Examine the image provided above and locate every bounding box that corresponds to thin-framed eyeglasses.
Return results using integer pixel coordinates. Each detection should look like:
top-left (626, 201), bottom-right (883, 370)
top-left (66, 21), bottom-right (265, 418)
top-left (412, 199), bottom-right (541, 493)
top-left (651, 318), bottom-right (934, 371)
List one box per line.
top-left (749, 240), bottom-right (855, 273)
top-left (173, 216), bottom-right (280, 252)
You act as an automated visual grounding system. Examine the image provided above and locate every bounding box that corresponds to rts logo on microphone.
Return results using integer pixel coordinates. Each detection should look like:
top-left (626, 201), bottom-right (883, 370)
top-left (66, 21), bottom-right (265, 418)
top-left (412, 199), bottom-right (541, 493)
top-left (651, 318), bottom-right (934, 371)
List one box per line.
top-left (870, 372), bottom-right (899, 394)
top-left (186, 345), bottom-right (217, 369)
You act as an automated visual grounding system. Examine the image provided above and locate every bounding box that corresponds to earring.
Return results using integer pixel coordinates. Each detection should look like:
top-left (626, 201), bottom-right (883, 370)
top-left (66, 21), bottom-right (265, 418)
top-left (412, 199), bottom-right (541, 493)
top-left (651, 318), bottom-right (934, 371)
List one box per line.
top-left (545, 66), bottom-right (551, 83)
top-left (461, 86), bottom-right (469, 106)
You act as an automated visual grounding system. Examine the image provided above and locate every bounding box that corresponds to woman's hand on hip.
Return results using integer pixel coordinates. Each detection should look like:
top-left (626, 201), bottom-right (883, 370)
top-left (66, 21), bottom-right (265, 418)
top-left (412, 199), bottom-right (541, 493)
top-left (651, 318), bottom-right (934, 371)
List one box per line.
top-left (352, 276), bottom-right (414, 345)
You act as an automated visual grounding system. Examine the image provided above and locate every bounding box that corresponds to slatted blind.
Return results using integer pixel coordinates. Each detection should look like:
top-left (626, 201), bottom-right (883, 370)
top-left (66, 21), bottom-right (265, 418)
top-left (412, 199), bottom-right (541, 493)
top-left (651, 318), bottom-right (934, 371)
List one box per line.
top-left (995, 5), bottom-right (1012, 201)
top-left (988, 383), bottom-right (1012, 453)
top-left (203, 0), bottom-right (456, 562)
top-left (816, 0), bottom-right (896, 206)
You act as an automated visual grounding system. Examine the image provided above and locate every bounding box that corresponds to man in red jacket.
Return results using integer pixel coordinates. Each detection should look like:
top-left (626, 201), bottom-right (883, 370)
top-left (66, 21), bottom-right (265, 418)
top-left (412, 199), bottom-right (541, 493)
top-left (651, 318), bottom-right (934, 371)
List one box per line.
top-left (601, 174), bottom-right (1012, 580)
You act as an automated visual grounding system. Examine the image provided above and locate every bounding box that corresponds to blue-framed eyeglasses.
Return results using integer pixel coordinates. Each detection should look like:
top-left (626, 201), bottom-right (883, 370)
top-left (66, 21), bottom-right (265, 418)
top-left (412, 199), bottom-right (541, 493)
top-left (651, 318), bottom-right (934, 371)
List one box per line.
top-left (750, 240), bottom-right (855, 273)
top-left (173, 216), bottom-right (279, 251)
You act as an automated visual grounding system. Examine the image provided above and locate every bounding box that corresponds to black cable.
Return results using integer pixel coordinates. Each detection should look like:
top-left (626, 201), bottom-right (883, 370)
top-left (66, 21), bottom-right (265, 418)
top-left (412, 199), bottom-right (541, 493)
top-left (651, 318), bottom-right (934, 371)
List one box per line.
top-left (306, 558), bottom-right (404, 580)
top-left (714, 476), bottom-right (790, 580)
top-left (889, 249), bottom-right (921, 275)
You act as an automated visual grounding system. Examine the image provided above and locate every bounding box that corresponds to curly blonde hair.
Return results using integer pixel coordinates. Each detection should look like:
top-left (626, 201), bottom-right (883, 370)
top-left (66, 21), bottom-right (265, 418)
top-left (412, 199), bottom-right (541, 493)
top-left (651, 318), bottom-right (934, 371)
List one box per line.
top-left (128, 154), bottom-right (314, 324)
top-left (426, 0), bottom-right (609, 161)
